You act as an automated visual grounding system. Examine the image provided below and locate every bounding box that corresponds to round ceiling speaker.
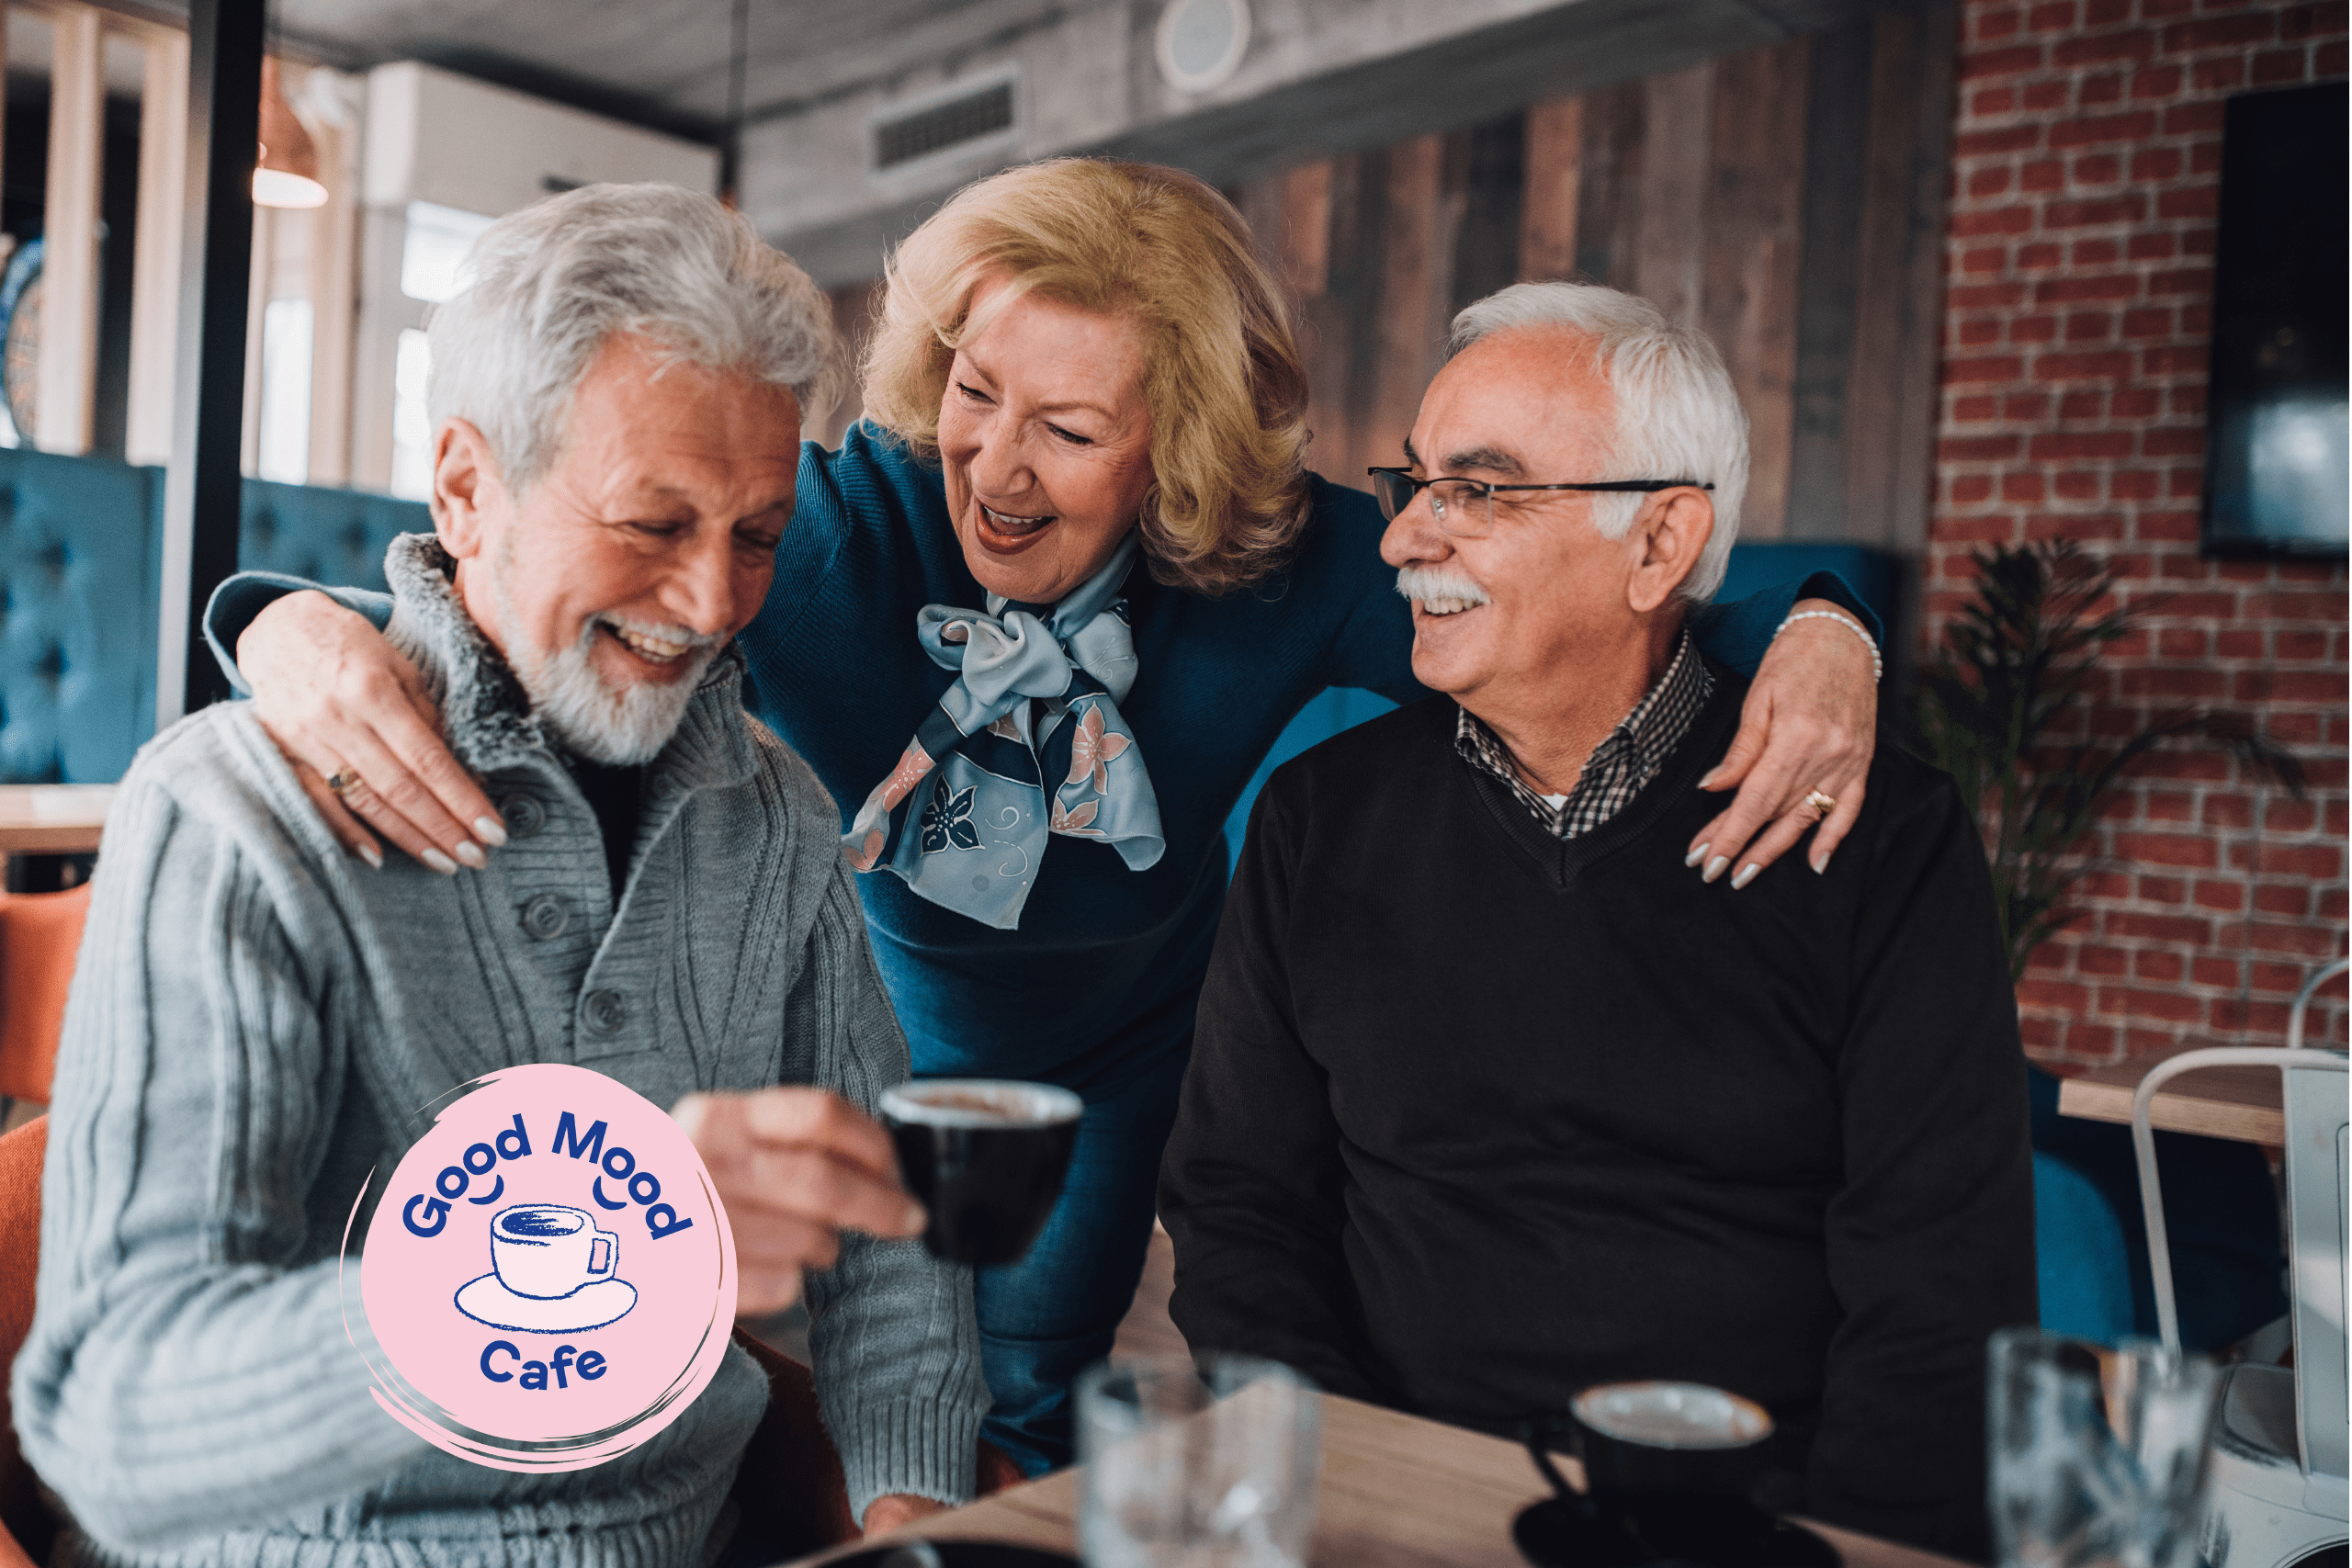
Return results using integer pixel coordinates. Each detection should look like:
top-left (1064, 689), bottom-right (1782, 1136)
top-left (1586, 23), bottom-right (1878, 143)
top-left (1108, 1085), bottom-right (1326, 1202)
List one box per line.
top-left (1156, 0), bottom-right (1250, 94)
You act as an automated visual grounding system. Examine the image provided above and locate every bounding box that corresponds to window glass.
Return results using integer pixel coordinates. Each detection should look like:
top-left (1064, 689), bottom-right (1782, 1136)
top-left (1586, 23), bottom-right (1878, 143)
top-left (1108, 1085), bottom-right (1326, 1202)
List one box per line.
top-left (389, 326), bottom-right (432, 499)
top-left (257, 299), bottom-right (312, 484)
top-left (399, 200), bottom-right (493, 304)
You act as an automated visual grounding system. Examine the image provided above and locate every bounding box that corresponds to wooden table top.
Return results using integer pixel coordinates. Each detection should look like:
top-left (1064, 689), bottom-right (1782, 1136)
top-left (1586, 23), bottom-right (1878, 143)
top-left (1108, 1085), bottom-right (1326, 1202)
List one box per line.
top-left (0, 784), bottom-right (113, 855)
top-left (2056, 1046), bottom-right (2287, 1145)
top-left (786, 1393), bottom-right (1967, 1568)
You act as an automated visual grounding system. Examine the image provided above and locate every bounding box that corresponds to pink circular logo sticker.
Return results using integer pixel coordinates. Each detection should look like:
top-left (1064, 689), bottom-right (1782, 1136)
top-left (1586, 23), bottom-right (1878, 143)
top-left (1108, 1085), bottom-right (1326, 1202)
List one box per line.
top-left (343, 1062), bottom-right (737, 1470)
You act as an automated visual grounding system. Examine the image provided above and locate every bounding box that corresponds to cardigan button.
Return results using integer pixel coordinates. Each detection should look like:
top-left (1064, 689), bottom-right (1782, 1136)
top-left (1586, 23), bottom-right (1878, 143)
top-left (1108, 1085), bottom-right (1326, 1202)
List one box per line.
top-left (582, 988), bottom-right (628, 1036)
top-left (520, 893), bottom-right (570, 942)
top-left (499, 793), bottom-right (547, 840)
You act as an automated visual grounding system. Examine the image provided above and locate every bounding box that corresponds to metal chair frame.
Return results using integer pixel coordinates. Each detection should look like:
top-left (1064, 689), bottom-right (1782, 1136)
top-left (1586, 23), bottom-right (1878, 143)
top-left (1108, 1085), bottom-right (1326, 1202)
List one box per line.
top-left (2130, 958), bottom-right (2348, 1568)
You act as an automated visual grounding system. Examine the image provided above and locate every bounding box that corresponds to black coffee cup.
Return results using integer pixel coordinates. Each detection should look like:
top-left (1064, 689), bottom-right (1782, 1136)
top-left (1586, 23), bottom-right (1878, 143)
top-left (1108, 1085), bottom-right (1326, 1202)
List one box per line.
top-left (878, 1079), bottom-right (1083, 1268)
top-left (1569, 1380), bottom-right (1775, 1495)
top-left (1515, 1384), bottom-right (1833, 1568)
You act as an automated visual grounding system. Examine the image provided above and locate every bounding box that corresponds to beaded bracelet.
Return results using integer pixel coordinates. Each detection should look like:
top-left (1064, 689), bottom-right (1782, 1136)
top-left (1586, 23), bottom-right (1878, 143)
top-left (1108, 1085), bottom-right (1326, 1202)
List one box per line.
top-left (1776, 609), bottom-right (1883, 683)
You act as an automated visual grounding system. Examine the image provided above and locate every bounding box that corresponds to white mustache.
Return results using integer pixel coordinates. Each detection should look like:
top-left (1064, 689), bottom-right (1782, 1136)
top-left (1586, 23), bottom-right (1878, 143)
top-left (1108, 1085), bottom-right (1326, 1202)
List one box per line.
top-left (1395, 566), bottom-right (1490, 609)
top-left (594, 614), bottom-right (724, 650)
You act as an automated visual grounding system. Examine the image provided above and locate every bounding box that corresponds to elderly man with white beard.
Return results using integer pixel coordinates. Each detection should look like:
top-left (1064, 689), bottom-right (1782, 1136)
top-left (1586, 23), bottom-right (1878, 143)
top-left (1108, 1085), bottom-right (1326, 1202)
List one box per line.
top-left (1159, 282), bottom-right (2036, 1562)
top-left (16, 186), bottom-right (986, 1568)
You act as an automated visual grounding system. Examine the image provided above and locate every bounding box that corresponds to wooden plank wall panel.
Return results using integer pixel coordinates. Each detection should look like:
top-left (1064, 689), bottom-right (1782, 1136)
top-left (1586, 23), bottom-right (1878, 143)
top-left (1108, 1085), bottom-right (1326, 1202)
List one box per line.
top-left (1275, 160), bottom-right (1357, 486)
top-left (1786, 17), bottom-right (1877, 541)
top-left (1275, 162), bottom-right (1332, 301)
top-left (1364, 134), bottom-right (1450, 479)
top-left (1575, 79), bottom-right (1645, 290)
top-left (1701, 38), bottom-right (1810, 538)
top-left (1189, 17), bottom-right (1951, 542)
top-left (1518, 97), bottom-right (1582, 284)
top-left (1323, 150), bottom-right (1383, 483)
top-left (1845, 0), bottom-right (1957, 555)
top-left (1631, 62), bottom-right (1713, 327)
top-left (1841, 17), bottom-right (1917, 550)
top-left (1448, 115), bottom-right (1524, 320)
top-left (818, 278), bottom-right (883, 447)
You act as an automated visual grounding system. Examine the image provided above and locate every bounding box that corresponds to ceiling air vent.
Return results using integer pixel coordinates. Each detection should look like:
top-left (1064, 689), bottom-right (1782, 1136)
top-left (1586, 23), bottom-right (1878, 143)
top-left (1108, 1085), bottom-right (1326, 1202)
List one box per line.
top-left (869, 71), bottom-right (1019, 175)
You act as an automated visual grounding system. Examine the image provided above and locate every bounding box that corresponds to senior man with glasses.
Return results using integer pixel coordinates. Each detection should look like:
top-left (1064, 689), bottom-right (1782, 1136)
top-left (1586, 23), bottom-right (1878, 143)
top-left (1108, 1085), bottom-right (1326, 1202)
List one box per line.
top-left (1159, 282), bottom-right (2035, 1560)
top-left (15, 186), bottom-right (986, 1568)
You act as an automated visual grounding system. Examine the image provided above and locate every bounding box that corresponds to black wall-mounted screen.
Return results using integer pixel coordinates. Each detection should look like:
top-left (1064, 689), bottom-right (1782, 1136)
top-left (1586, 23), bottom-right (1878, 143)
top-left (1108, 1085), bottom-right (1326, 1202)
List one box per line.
top-left (2200, 83), bottom-right (2348, 558)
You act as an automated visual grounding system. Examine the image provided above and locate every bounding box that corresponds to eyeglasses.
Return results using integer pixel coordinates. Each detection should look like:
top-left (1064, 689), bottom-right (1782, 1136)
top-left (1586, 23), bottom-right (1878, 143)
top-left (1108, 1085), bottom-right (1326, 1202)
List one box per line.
top-left (1366, 467), bottom-right (1713, 539)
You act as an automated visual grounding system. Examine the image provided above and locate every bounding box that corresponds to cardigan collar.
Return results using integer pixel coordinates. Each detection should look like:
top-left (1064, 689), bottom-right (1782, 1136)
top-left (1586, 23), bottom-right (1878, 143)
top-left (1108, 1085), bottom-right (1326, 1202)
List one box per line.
top-left (379, 532), bottom-right (757, 798)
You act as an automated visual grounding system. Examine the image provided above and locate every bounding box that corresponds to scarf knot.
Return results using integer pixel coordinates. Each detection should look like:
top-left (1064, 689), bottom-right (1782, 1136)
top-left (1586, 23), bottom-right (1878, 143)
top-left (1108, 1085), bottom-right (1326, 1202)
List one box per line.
top-left (842, 537), bottom-right (1163, 930)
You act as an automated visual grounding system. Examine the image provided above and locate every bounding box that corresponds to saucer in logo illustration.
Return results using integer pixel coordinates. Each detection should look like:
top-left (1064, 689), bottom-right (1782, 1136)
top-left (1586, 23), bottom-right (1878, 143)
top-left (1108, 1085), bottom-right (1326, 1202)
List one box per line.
top-left (455, 1203), bottom-right (639, 1334)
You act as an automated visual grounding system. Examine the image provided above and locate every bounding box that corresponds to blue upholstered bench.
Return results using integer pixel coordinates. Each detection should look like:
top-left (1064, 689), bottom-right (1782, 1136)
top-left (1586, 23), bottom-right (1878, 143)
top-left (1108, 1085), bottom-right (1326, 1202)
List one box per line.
top-left (0, 448), bottom-right (425, 784)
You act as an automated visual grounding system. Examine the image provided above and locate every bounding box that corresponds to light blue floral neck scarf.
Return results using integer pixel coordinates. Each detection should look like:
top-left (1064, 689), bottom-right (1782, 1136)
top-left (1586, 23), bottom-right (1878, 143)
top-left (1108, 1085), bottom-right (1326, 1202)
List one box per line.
top-left (842, 536), bottom-right (1164, 930)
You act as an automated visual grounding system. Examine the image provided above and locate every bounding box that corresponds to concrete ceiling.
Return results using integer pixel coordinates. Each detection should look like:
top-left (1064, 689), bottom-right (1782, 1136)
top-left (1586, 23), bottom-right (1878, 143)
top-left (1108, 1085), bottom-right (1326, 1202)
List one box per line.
top-left (118, 0), bottom-right (1073, 141)
top-left (109, 0), bottom-right (1913, 279)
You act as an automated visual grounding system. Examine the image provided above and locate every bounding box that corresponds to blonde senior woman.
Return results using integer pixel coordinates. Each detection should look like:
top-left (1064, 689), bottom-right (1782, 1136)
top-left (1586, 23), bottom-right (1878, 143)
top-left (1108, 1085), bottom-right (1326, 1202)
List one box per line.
top-left (205, 160), bottom-right (1883, 1473)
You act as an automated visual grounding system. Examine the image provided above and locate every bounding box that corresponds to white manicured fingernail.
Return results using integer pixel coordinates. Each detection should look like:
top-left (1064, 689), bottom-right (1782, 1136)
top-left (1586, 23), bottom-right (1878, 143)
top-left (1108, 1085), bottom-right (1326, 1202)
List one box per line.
top-left (1732, 863), bottom-right (1760, 890)
top-left (453, 841), bottom-right (487, 870)
top-left (1685, 842), bottom-right (1710, 869)
top-left (422, 848), bottom-right (459, 875)
top-left (473, 815), bottom-right (509, 848)
top-left (1811, 851), bottom-right (1828, 874)
top-left (1703, 855), bottom-right (1729, 884)
top-left (356, 840), bottom-right (383, 871)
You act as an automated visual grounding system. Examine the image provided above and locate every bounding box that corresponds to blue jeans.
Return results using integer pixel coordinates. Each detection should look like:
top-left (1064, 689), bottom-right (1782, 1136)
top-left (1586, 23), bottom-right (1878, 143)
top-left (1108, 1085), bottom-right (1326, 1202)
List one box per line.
top-left (971, 1049), bottom-right (1190, 1475)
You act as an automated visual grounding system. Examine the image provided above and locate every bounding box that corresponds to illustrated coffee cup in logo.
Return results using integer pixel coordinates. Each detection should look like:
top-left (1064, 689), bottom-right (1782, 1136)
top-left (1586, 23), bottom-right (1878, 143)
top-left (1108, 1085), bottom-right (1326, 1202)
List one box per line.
top-left (879, 1079), bottom-right (1083, 1268)
top-left (489, 1204), bottom-right (619, 1300)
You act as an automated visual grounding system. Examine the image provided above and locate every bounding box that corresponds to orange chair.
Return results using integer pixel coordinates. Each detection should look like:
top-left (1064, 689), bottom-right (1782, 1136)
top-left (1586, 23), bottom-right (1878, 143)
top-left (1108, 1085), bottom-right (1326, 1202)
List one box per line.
top-left (1, 1115), bottom-right (50, 1567)
top-left (0, 884), bottom-right (92, 1111)
top-left (0, 1114), bottom-right (1014, 1563)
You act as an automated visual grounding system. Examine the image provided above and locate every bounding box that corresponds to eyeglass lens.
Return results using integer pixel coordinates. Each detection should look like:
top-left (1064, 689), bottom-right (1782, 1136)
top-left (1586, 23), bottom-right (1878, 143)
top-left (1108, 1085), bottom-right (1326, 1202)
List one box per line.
top-left (1372, 471), bottom-right (1492, 536)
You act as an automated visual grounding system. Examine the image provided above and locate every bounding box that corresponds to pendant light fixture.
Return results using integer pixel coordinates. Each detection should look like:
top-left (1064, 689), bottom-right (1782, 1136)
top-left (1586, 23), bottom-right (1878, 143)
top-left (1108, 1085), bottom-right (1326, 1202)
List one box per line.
top-left (253, 57), bottom-right (327, 209)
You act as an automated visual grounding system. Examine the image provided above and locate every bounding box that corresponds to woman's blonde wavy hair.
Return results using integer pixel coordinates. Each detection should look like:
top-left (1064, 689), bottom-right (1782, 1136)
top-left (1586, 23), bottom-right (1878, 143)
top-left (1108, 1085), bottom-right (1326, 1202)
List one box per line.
top-left (860, 157), bottom-right (1312, 595)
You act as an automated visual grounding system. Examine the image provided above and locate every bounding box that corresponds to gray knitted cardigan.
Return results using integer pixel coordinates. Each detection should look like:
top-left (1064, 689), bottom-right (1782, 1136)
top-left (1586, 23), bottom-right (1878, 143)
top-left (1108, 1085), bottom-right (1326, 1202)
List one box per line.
top-left (14, 535), bottom-right (988, 1566)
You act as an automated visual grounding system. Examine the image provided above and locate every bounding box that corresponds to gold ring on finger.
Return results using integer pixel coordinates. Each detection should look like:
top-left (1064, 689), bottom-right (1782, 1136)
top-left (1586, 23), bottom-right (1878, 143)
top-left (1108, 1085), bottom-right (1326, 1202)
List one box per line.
top-left (326, 769), bottom-right (365, 798)
top-left (1803, 788), bottom-right (1837, 820)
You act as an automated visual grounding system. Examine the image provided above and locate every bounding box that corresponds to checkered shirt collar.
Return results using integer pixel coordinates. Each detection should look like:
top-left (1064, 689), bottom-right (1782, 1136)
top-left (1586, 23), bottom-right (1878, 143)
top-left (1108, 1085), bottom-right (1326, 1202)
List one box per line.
top-left (1453, 630), bottom-right (1714, 840)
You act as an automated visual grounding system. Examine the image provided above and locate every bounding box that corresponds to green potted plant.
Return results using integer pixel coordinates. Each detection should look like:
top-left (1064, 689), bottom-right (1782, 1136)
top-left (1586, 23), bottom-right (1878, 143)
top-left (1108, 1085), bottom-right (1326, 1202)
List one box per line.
top-left (1912, 540), bottom-right (2306, 982)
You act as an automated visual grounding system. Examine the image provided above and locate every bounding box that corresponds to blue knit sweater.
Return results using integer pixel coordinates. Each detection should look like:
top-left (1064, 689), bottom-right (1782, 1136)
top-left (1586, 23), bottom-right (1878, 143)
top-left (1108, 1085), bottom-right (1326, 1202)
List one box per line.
top-left (209, 427), bottom-right (1866, 1098)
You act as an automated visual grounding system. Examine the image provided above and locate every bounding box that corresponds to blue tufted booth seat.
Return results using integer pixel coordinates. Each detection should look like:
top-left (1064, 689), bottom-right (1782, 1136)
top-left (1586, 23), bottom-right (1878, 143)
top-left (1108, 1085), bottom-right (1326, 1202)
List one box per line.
top-left (0, 448), bottom-right (427, 784)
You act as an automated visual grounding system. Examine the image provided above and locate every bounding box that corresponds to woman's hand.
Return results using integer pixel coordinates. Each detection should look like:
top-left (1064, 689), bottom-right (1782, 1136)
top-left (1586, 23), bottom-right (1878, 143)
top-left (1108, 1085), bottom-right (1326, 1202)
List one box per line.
top-left (237, 590), bottom-right (504, 872)
top-left (1687, 599), bottom-right (1878, 886)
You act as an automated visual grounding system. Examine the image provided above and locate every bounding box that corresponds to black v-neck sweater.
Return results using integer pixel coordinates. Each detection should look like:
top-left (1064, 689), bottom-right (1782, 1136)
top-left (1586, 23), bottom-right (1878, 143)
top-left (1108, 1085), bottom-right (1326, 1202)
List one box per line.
top-left (1160, 671), bottom-right (2036, 1561)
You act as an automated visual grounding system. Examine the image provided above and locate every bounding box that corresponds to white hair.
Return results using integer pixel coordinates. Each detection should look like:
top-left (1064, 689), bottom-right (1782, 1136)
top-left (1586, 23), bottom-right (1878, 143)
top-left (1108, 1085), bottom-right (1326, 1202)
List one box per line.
top-left (1448, 282), bottom-right (1747, 604)
top-left (426, 182), bottom-right (837, 495)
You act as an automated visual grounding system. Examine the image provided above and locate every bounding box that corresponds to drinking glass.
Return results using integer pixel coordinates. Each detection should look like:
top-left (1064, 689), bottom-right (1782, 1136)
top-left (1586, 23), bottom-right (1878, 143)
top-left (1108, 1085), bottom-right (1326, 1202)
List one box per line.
top-left (1987, 1328), bottom-right (2222, 1568)
top-left (1077, 1354), bottom-right (1322, 1568)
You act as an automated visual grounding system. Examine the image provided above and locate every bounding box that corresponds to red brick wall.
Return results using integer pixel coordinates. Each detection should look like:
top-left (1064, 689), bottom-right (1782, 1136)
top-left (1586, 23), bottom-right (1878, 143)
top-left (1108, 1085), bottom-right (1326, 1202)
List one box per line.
top-left (1932, 0), bottom-right (2349, 1062)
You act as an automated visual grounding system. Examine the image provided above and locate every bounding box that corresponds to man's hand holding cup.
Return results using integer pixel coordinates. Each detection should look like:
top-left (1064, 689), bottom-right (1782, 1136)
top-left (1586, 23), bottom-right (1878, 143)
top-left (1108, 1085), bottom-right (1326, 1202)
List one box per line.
top-left (671, 1087), bottom-right (928, 1316)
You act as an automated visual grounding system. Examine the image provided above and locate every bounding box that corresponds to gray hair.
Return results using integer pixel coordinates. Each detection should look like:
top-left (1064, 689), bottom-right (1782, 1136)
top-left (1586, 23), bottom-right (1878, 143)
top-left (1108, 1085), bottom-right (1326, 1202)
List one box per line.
top-left (426, 182), bottom-right (837, 494)
top-left (1448, 282), bottom-right (1747, 604)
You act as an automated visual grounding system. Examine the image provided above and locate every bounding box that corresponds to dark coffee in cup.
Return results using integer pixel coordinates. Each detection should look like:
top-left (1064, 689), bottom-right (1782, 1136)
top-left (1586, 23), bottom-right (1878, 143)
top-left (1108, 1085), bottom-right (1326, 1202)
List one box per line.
top-left (879, 1079), bottom-right (1083, 1268)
